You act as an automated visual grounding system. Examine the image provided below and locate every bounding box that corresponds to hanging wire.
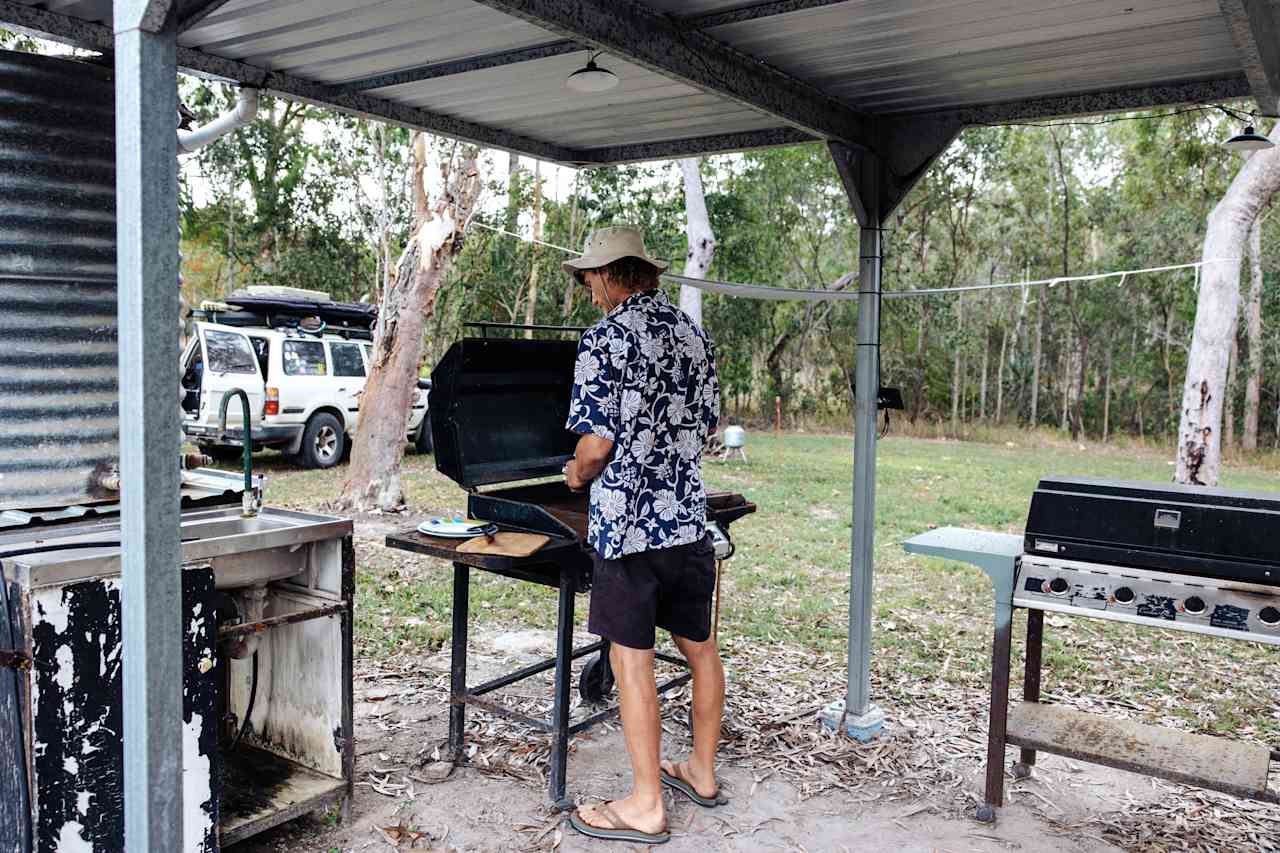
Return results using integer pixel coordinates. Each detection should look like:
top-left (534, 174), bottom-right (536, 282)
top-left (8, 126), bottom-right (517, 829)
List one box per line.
top-left (468, 218), bottom-right (1237, 302)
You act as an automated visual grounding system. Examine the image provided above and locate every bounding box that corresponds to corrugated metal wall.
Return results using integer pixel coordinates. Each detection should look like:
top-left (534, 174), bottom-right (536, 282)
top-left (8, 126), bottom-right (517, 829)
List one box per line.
top-left (0, 49), bottom-right (118, 511)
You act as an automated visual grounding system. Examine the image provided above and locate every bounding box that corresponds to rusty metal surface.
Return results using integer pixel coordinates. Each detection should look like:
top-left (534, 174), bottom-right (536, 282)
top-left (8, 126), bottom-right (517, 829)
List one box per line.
top-left (1007, 700), bottom-right (1274, 800)
top-left (0, 48), bottom-right (118, 513)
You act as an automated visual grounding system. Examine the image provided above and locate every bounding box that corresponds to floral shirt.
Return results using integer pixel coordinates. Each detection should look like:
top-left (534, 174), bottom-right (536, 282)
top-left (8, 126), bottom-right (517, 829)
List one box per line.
top-left (566, 289), bottom-right (720, 560)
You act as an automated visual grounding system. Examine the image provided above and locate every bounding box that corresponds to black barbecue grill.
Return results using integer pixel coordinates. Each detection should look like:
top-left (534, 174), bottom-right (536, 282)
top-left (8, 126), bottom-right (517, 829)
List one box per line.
top-left (386, 325), bottom-right (755, 808)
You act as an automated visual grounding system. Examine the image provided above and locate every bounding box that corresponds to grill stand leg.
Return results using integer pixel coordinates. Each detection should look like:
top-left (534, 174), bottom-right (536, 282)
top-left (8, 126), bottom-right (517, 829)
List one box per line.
top-left (548, 569), bottom-right (575, 810)
top-left (449, 563), bottom-right (470, 764)
top-left (1013, 609), bottom-right (1044, 779)
top-left (979, 601), bottom-right (1014, 824)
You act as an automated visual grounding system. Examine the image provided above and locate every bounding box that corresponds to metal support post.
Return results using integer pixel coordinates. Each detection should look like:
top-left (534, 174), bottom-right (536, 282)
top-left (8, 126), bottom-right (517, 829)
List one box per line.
top-left (113, 1), bottom-right (181, 849)
top-left (822, 150), bottom-right (885, 741)
top-left (449, 563), bottom-right (470, 761)
top-left (547, 568), bottom-right (576, 809)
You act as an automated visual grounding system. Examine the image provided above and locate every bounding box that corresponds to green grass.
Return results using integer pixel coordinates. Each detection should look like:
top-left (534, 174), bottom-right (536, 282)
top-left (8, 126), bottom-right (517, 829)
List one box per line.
top-left (236, 432), bottom-right (1280, 745)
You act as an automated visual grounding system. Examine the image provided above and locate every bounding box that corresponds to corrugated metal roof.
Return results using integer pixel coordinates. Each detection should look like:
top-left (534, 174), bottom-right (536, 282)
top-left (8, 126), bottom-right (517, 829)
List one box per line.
top-left (694, 0), bottom-right (1237, 114)
top-left (3, 0), bottom-right (1258, 162)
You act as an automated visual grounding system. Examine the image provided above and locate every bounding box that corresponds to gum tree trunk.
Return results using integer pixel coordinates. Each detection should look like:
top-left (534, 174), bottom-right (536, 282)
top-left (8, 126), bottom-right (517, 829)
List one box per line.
top-left (522, 160), bottom-right (542, 337)
top-left (1176, 123), bottom-right (1280, 485)
top-left (678, 157), bottom-right (715, 327)
top-left (1243, 217), bottom-right (1265, 450)
top-left (339, 136), bottom-right (482, 511)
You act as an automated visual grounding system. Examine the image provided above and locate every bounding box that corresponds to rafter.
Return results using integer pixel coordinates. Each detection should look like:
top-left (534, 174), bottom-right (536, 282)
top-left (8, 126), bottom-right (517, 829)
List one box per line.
top-left (468, 0), bottom-right (874, 147)
top-left (918, 76), bottom-right (1253, 126)
top-left (1219, 0), bottom-right (1280, 116)
top-left (680, 0), bottom-right (852, 30)
top-left (0, 0), bottom-right (580, 163)
top-left (574, 127), bottom-right (816, 165)
top-left (176, 0), bottom-right (235, 32)
top-left (338, 40), bottom-right (582, 93)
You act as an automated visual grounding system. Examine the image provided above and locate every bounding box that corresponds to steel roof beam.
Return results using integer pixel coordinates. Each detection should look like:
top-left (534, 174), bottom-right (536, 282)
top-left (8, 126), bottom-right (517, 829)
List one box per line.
top-left (573, 126), bottom-right (817, 165)
top-left (915, 75), bottom-right (1253, 126)
top-left (0, 0), bottom-right (581, 164)
top-left (1219, 0), bottom-right (1280, 116)
top-left (176, 0), bottom-right (235, 32)
top-left (680, 0), bottom-right (852, 30)
top-left (468, 0), bottom-right (875, 147)
top-left (335, 2), bottom-right (855, 94)
top-left (338, 40), bottom-right (582, 93)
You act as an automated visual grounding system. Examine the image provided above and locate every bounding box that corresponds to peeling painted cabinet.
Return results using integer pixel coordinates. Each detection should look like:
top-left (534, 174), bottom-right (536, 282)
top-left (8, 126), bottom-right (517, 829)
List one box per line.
top-left (0, 511), bottom-right (355, 852)
top-left (17, 569), bottom-right (221, 852)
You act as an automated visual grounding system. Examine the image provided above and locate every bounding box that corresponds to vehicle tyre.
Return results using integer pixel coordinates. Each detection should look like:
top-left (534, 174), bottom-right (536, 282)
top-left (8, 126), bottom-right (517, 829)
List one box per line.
top-left (198, 443), bottom-right (246, 463)
top-left (578, 651), bottom-right (614, 704)
top-left (412, 419), bottom-right (433, 455)
top-left (299, 413), bottom-right (345, 469)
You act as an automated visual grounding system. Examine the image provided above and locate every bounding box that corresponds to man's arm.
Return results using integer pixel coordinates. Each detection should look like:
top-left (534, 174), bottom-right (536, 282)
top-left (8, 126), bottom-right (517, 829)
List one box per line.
top-left (566, 434), bottom-right (614, 491)
top-left (564, 324), bottom-right (623, 491)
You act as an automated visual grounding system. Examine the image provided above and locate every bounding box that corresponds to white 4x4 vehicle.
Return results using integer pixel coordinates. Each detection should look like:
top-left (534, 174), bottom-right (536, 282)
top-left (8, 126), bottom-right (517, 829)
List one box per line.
top-left (181, 320), bottom-right (430, 468)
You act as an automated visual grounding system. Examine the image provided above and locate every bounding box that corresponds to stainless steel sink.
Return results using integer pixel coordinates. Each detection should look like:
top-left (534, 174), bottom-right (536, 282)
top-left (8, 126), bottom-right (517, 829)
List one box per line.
top-left (5, 506), bottom-right (353, 590)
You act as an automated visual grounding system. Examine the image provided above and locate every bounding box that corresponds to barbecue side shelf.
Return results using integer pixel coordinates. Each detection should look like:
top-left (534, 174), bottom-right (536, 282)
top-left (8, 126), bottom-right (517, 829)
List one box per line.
top-left (903, 526), bottom-right (1280, 823)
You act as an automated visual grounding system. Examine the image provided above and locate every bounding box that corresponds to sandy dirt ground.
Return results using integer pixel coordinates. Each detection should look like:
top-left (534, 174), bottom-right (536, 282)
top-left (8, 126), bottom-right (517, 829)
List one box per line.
top-left (228, 624), bottom-right (1171, 853)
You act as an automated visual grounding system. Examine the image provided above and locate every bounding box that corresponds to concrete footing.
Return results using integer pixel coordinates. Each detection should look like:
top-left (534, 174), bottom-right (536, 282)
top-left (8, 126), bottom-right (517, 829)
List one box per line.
top-left (819, 699), bottom-right (885, 742)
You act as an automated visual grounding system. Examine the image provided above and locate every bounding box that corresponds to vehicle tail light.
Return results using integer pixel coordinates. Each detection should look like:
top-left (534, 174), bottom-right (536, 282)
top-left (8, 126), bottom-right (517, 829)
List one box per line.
top-left (264, 387), bottom-right (279, 416)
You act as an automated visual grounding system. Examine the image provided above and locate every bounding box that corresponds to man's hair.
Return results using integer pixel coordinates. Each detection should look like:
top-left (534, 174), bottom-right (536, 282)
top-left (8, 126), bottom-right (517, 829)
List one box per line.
top-left (602, 256), bottom-right (661, 291)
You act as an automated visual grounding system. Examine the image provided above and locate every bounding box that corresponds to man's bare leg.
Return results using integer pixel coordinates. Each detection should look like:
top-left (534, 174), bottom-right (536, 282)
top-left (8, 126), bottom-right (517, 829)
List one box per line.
top-left (662, 634), bottom-right (724, 797)
top-left (576, 642), bottom-right (666, 833)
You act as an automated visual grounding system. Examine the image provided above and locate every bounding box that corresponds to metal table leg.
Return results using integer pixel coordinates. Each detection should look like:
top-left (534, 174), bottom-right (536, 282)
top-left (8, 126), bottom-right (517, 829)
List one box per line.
top-left (449, 563), bottom-right (470, 763)
top-left (979, 599), bottom-right (1014, 823)
top-left (1013, 609), bottom-right (1044, 779)
top-left (548, 568), bottom-right (576, 809)
top-left (899, 529), bottom-right (1023, 825)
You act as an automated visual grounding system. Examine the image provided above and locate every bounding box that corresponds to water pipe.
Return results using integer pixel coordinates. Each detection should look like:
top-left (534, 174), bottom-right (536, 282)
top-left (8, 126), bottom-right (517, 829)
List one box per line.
top-left (217, 389), bottom-right (260, 517)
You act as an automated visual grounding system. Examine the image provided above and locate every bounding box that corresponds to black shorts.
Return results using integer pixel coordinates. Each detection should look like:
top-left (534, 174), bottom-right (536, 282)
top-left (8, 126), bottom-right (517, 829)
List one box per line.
top-left (588, 535), bottom-right (717, 650)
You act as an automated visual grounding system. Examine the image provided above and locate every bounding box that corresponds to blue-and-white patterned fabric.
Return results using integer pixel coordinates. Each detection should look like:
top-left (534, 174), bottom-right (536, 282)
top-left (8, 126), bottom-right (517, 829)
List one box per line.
top-left (566, 289), bottom-right (720, 560)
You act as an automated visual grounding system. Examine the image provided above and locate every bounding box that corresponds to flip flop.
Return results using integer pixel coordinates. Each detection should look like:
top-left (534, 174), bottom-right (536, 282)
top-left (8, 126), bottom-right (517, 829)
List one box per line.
top-left (569, 802), bottom-right (670, 845)
top-left (660, 762), bottom-right (729, 807)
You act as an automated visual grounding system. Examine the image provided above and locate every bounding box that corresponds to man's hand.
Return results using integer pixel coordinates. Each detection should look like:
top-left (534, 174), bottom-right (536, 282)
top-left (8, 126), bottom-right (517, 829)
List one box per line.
top-left (566, 434), bottom-right (614, 491)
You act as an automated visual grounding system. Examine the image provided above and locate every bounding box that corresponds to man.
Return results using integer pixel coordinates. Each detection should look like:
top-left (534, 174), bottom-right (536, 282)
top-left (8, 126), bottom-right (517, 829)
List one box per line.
top-left (562, 225), bottom-right (725, 845)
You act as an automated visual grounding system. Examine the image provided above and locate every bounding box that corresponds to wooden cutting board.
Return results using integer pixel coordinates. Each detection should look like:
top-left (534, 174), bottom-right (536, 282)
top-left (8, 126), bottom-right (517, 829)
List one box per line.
top-left (456, 531), bottom-right (550, 558)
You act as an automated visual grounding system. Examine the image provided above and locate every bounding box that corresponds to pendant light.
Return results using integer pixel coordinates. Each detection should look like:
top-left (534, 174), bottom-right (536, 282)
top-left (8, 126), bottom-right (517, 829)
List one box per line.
top-left (1224, 124), bottom-right (1274, 154)
top-left (565, 52), bottom-right (618, 93)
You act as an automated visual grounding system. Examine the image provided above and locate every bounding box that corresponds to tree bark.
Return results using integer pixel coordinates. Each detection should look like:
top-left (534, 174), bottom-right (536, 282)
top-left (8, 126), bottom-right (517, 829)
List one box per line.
top-left (678, 158), bottom-right (715, 327)
top-left (1030, 288), bottom-right (1043, 427)
top-left (951, 293), bottom-right (964, 425)
top-left (979, 321), bottom-right (989, 420)
top-left (523, 160), bottom-right (542, 338)
top-left (1102, 342), bottom-right (1113, 443)
top-left (339, 136), bottom-right (483, 511)
top-left (1225, 331), bottom-right (1239, 450)
top-left (1243, 216), bottom-right (1265, 450)
top-left (562, 171), bottom-right (582, 320)
top-left (1176, 123), bottom-right (1280, 485)
top-left (995, 319), bottom-right (1009, 424)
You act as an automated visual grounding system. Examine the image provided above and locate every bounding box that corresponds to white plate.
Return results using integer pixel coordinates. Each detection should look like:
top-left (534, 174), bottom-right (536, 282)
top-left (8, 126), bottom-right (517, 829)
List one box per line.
top-left (417, 518), bottom-right (494, 538)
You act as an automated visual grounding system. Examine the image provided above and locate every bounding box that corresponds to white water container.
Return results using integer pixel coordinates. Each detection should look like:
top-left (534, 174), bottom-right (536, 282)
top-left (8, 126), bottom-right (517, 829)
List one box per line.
top-left (723, 425), bottom-right (746, 448)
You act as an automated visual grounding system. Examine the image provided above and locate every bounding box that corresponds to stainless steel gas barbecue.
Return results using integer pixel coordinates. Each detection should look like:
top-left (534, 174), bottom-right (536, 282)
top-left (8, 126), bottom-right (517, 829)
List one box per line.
top-left (1017, 476), bottom-right (1280, 642)
top-left (904, 476), bottom-right (1280, 824)
top-left (387, 325), bottom-right (754, 808)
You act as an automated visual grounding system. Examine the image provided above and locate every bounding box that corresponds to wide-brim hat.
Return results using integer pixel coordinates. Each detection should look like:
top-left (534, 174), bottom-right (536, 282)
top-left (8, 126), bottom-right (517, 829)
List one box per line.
top-left (562, 225), bottom-right (669, 275)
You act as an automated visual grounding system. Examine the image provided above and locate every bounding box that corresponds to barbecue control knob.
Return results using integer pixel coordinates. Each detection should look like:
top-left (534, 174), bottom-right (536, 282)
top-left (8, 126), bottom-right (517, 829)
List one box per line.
top-left (1182, 596), bottom-right (1206, 615)
top-left (1048, 577), bottom-right (1070, 595)
top-left (1259, 606), bottom-right (1280, 626)
top-left (1113, 586), bottom-right (1135, 604)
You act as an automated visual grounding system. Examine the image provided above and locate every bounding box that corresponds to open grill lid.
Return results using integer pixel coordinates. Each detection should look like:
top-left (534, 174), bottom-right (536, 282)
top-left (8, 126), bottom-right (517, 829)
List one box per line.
top-left (429, 335), bottom-right (581, 488)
